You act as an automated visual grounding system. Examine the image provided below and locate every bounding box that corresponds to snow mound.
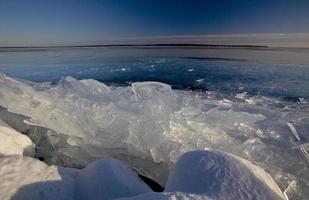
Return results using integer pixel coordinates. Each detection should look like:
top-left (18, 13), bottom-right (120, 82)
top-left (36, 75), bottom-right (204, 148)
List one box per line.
top-left (76, 158), bottom-right (151, 200)
top-left (0, 120), bottom-right (34, 157)
top-left (165, 151), bottom-right (285, 200)
top-left (121, 151), bottom-right (285, 200)
top-left (0, 151), bottom-right (285, 200)
top-left (0, 156), bottom-right (75, 200)
top-left (0, 156), bottom-right (150, 200)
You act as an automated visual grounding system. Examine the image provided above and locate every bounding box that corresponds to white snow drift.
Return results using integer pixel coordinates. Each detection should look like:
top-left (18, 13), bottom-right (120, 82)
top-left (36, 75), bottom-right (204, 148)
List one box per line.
top-left (0, 151), bottom-right (285, 200)
top-left (76, 158), bottom-right (151, 200)
top-left (164, 151), bottom-right (284, 200)
top-left (0, 156), bottom-right (75, 200)
top-left (0, 156), bottom-right (150, 200)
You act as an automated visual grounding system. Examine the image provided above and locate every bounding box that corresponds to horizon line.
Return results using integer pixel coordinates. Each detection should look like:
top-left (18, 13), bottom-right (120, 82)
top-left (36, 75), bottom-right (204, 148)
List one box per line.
top-left (2, 33), bottom-right (309, 48)
top-left (0, 44), bottom-right (271, 49)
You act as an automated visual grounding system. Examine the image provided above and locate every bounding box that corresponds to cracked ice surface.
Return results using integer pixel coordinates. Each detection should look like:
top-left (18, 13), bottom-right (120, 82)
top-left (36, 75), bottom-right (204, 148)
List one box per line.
top-left (0, 73), bottom-right (308, 199)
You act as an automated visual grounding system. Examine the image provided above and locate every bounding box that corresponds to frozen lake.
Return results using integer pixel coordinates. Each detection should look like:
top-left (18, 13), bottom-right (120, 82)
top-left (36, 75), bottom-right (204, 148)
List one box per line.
top-left (0, 46), bottom-right (309, 101)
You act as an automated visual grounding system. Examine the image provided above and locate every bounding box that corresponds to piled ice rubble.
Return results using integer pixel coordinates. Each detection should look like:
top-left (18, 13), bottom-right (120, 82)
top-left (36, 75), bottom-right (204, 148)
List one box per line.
top-left (0, 151), bottom-right (285, 200)
top-left (0, 73), bottom-right (308, 199)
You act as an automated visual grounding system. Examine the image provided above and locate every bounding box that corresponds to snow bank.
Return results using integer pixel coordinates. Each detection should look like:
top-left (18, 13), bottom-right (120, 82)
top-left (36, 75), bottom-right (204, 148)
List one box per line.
top-left (0, 156), bottom-right (75, 200)
top-left (165, 151), bottom-right (285, 200)
top-left (0, 120), bottom-right (34, 157)
top-left (0, 156), bottom-right (150, 200)
top-left (76, 158), bottom-right (151, 200)
top-left (0, 151), bottom-right (285, 200)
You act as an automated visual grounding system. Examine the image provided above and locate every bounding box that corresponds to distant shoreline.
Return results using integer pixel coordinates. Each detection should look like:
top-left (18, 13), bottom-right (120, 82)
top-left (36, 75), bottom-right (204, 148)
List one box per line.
top-left (2, 44), bottom-right (309, 52)
top-left (0, 44), bottom-right (269, 49)
top-left (1, 44), bottom-right (309, 65)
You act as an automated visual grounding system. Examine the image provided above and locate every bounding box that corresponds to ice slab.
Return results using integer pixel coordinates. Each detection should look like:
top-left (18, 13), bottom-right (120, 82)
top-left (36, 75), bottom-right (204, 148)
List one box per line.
top-left (0, 120), bottom-right (34, 157)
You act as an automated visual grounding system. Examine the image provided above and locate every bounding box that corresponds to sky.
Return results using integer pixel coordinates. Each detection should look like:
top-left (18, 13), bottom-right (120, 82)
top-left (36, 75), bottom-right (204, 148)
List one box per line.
top-left (0, 0), bottom-right (309, 46)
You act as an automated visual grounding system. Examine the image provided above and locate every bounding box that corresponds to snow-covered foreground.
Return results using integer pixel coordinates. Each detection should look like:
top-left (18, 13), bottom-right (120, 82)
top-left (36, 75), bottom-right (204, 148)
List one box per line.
top-left (0, 151), bottom-right (285, 200)
top-left (0, 73), bottom-right (308, 199)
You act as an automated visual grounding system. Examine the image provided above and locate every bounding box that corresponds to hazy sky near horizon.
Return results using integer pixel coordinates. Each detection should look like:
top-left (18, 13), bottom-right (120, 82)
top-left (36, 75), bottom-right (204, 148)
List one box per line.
top-left (0, 0), bottom-right (309, 46)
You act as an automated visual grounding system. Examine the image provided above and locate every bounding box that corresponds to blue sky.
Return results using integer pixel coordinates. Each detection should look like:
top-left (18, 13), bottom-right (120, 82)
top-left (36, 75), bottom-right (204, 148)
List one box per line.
top-left (0, 0), bottom-right (309, 46)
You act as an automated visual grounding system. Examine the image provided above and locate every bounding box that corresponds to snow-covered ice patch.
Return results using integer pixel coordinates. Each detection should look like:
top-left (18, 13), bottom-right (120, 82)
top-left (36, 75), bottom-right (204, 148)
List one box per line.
top-left (0, 156), bottom-right (75, 200)
top-left (0, 151), bottom-right (285, 200)
top-left (76, 158), bottom-right (151, 200)
top-left (165, 151), bottom-right (285, 200)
